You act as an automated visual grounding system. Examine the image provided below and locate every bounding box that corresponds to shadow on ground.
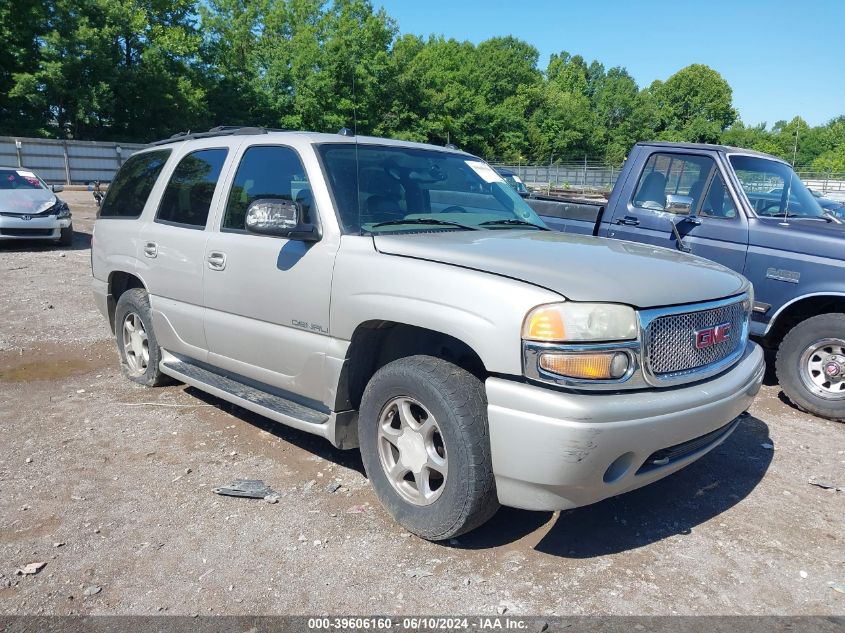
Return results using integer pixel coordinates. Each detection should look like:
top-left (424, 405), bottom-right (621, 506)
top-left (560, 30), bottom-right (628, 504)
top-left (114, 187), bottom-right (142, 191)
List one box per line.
top-left (457, 414), bottom-right (773, 557)
top-left (0, 229), bottom-right (91, 252)
top-left (182, 382), bottom-right (773, 556)
top-left (186, 386), bottom-right (366, 476)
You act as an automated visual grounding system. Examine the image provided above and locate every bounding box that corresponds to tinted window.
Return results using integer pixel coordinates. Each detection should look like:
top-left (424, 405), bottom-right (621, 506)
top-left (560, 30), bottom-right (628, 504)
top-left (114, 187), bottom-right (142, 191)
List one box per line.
top-left (156, 148), bottom-right (228, 228)
top-left (632, 153), bottom-right (714, 212)
top-left (99, 150), bottom-right (171, 218)
top-left (223, 146), bottom-right (313, 231)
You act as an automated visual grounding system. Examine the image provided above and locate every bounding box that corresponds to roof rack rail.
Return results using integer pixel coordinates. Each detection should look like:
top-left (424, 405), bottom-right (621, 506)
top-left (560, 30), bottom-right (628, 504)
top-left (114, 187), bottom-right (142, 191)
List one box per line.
top-left (148, 126), bottom-right (285, 147)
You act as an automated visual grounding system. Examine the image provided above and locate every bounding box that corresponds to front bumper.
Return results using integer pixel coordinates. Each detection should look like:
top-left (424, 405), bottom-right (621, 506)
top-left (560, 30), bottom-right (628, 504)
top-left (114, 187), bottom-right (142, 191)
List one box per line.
top-left (486, 341), bottom-right (765, 511)
top-left (0, 214), bottom-right (70, 240)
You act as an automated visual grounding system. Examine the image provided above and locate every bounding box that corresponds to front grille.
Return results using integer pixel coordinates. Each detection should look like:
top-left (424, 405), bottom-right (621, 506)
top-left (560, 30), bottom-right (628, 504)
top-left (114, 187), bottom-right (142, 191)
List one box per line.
top-left (0, 228), bottom-right (54, 236)
top-left (646, 299), bottom-right (746, 376)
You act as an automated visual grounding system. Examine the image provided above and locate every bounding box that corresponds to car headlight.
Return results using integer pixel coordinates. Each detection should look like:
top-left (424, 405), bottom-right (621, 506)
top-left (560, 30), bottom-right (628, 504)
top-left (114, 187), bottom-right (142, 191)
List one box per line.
top-left (522, 302), bottom-right (638, 343)
top-left (742, 286), bottom-right (754, 319)
top-left (56, 203), bottom-right (71, 219)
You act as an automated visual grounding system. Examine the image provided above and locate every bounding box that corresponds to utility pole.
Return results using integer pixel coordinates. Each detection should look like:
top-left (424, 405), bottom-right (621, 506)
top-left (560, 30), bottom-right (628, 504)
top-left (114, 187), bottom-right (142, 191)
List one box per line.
top-left (792, 122), bottom-right (800, 167)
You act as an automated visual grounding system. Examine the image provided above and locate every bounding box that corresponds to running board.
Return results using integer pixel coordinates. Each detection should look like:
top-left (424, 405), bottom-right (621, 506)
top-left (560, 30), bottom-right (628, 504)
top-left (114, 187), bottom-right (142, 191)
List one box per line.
top-left (159, 358), bottom-right (358, 448)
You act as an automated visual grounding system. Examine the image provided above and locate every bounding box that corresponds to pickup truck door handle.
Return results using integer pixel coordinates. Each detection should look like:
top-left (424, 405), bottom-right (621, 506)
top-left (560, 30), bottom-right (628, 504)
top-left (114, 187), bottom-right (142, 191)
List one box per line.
top-left (615, 216), bottom-right (640, 226)
top-left (143, 242), bottom-right (157, 258)
top-left (207, 251), bottom-right (227, 271)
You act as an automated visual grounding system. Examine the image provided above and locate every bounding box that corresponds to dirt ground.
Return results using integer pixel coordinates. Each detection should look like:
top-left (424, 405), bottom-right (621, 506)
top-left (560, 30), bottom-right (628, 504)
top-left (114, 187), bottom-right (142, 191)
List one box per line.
top-left (0, 191), bottom-right (843, 617)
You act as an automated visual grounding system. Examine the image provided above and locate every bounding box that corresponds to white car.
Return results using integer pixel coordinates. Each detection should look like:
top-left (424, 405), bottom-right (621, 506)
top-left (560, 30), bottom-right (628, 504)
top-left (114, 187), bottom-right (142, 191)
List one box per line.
top-left (0, 167), bottom-right (73, 245)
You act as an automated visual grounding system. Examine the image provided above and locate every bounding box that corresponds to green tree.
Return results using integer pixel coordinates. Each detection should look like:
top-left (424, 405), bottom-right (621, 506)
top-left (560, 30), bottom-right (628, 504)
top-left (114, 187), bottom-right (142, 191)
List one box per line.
top-left (652, 64), bottom-right (736, 143)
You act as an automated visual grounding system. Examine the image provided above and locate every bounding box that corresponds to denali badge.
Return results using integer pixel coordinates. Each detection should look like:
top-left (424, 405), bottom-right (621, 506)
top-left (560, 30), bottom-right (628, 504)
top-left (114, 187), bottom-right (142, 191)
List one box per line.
top-left (695, 322), bottom-right (731, 349)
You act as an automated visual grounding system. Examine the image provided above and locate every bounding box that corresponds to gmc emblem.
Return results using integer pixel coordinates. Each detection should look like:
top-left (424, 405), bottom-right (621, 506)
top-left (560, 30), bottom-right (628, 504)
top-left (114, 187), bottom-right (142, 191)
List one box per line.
top-left (695, 322), bottom-right (731, 349)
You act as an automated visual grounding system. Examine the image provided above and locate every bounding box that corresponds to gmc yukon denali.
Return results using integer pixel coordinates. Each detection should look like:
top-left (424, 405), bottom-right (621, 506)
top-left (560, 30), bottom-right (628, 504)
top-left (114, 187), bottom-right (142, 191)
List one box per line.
top-left (526, 142), bottom-right (845, 422)
top-left (92, 127), bottom-right (765, 540)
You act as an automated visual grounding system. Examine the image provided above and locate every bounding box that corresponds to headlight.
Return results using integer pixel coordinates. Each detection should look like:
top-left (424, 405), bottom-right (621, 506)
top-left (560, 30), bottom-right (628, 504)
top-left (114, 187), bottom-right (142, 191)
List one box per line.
top-left (56, 204), bottom-right (71, 219)
top-left (743, 286), bottom-right (754, 319)
top-left (522, 302), bottom-right (638, 342)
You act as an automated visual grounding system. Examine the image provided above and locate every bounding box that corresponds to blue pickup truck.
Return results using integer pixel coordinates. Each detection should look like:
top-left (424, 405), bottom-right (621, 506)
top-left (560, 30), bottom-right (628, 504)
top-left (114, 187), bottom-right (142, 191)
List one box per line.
top-left (525, 141), bottom-right (845, 422)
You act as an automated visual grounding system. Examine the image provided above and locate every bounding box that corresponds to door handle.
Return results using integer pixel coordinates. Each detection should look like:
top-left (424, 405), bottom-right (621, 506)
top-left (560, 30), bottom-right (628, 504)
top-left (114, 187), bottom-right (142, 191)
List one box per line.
top-left (143, 242), bottom-right (157, 258)
top-left (615, 216), bottom-right (640, 226)
top-left (207, 251), bottom-right (227, 271)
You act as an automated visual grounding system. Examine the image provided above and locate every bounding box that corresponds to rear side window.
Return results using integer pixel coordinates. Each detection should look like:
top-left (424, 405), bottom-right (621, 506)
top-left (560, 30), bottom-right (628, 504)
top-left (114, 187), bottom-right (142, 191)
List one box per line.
top-left (222, 146), bottom-right (313, 231)
top-left (99, 150), bottom-right (171, 218)
top-left (156, 148), bottom-right (228, 229)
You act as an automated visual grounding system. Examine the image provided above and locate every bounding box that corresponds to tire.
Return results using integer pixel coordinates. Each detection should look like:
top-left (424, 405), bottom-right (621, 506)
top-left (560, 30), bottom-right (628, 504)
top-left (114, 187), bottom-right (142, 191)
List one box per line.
top-left (358, 355), bottom-right (499, 540)
top-left (776, 313), bottom-right (845, 422)
top-left (114, 288), bottom-right (168, 387)
top-left (58, 224), bottom-right (73, 246)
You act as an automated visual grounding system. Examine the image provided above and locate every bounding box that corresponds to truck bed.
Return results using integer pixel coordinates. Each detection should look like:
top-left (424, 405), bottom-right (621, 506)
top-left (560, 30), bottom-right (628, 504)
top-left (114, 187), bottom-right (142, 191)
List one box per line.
top-left (526, 193), bottom-right (606, 235)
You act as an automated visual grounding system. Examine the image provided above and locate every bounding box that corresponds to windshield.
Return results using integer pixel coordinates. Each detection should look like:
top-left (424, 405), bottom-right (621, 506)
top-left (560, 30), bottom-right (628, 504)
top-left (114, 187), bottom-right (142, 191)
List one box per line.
top-left (317, 144), bottom-right (545, 233)
top-left (729, 155), bottom-right (824, 219)
top-left (0, 169), bottom-right (46, 190)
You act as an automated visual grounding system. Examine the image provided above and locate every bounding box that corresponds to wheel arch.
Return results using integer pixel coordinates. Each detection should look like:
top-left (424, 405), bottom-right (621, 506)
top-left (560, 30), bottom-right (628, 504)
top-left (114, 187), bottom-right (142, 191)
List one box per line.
top-left (334, 320), bottom-right (488, 412)
top-left (764, 293), bottom-right (845, 348)
top-left (106, 271), bottom-right (148, 332)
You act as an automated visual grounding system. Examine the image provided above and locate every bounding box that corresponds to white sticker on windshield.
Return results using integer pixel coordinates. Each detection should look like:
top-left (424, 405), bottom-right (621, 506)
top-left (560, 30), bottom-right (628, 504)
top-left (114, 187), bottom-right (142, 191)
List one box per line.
top-left (16, 170), bottom-right (36, 178)
top-left (466, 161), bottom-right (505, 184)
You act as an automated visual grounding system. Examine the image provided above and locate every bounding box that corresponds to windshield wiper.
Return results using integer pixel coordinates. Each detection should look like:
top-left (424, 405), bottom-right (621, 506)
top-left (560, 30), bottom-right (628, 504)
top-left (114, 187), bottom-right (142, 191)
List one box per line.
top-left (478, 219), bottom-right (549, 230)
top-left (370, 218), bottom-right (478, 230)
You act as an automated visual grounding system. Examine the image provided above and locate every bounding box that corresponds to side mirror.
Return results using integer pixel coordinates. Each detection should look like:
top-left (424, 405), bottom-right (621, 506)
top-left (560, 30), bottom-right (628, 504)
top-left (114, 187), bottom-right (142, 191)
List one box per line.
top-left (666, 194), bottom-right (701, 226)
top-left (51, 184), bottom-right (64, 193)
top-left (245, 199), bottom-right (320, 241)
top-left (665, 194), bottom-right (693, 215)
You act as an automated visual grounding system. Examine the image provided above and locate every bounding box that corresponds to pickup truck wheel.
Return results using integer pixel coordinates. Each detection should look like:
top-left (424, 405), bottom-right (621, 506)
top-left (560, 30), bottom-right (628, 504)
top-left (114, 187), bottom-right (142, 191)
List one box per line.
top-left (776, 313), bottom-right (845, 422)
top-left (114, 288), bottom-right (167, 387)
top-left (358, 355), bottom-right (499, 540)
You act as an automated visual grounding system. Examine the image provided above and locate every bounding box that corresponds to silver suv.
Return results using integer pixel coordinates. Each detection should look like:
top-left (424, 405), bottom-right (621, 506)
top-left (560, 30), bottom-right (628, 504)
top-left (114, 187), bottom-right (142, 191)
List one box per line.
top-left (92, 127), bottom-right (765, 540)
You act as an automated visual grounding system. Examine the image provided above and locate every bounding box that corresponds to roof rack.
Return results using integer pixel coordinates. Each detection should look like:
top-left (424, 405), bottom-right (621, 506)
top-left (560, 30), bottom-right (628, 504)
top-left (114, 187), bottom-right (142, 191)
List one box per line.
top-left (148, 126), bottom-right (286, 147)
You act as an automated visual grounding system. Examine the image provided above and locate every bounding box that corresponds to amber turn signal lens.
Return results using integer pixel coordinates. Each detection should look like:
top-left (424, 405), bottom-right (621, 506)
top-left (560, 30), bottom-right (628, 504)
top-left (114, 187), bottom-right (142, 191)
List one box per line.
top-left (539, 352), bottom-right (629, 380)
top-left (524, 307), bottom-right (566, 341)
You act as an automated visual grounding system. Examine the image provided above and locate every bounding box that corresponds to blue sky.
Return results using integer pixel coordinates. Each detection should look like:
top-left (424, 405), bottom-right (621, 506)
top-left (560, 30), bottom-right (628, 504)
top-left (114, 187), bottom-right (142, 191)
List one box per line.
top-left (375, 0), bottom-right (844, 128)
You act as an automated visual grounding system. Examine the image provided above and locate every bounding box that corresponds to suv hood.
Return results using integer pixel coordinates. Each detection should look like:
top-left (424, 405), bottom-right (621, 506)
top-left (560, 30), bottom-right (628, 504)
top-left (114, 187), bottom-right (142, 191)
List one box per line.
top-left (0, 188), bottom-right (57, 215)
top-left (374, 230), bottom-right (747, 308)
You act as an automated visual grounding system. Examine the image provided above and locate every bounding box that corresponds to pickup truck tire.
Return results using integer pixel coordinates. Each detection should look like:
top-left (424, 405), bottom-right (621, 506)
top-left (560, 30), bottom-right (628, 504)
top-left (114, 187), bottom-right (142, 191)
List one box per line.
top-left (358, 355), bottom-right (499, 540)
top-left (58, 224), bottom-right (73, 246)
top-left (776, 313), bottom-right (845, 422)
top-left (114, 288), bottom-right (168, 387)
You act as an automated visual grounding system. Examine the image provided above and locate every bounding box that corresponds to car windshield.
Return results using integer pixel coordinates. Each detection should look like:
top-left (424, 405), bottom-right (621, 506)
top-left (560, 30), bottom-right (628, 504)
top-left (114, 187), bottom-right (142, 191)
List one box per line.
top-left (499, 171), bottom-right (529, 194)
top-left (0, 169), bottom-right (45, 190)
top-left (317, 144), bottom-right (546, 233)
top-left (729, 155), bottom-right (824, 219)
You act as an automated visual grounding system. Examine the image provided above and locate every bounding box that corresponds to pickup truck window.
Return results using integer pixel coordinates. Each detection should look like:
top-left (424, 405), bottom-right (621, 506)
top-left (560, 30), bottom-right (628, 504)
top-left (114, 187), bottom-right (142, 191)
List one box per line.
top-left (317, 144), bottom-right (544, 233)
top-left (632, 152), bottom-right (715, 212)
top-left (99, 150), bottom-right (171, 219)
top-left (155, 148), bottom-right (228, 229)
top-left (700, 171), bottom-right (738, 219)
top-left (729, 155), bottom-right (825, 219)
top-left (223, 146), bottom-right (313, 231)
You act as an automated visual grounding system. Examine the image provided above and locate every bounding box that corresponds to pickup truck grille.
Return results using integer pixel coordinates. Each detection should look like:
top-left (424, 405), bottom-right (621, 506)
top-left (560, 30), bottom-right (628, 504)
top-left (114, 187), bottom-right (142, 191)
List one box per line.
top-left (645, 298), bottom-right (746, 378)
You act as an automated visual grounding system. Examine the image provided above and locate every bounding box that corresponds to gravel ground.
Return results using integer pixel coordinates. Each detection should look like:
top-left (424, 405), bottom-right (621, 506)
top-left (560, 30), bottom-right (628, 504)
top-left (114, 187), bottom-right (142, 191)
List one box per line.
top-left (0, 191), bottom-right (844, 616)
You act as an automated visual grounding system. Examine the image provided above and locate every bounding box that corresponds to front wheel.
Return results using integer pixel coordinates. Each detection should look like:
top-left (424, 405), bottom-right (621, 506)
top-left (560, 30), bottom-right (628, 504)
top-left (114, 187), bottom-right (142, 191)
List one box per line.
top-left (358, 355), bottom-right (499, 540)
top-left (776, 313), bottom-right (845, 421)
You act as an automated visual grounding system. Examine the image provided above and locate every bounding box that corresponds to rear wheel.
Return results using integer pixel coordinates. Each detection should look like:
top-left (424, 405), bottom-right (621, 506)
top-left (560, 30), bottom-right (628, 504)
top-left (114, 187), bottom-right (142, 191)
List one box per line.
top-left (114, 288), bottom-right (167, 387)
top-left (776, 313), bottom-right (845, 421)
top-left (358, 355), bottom-right (499, 540)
